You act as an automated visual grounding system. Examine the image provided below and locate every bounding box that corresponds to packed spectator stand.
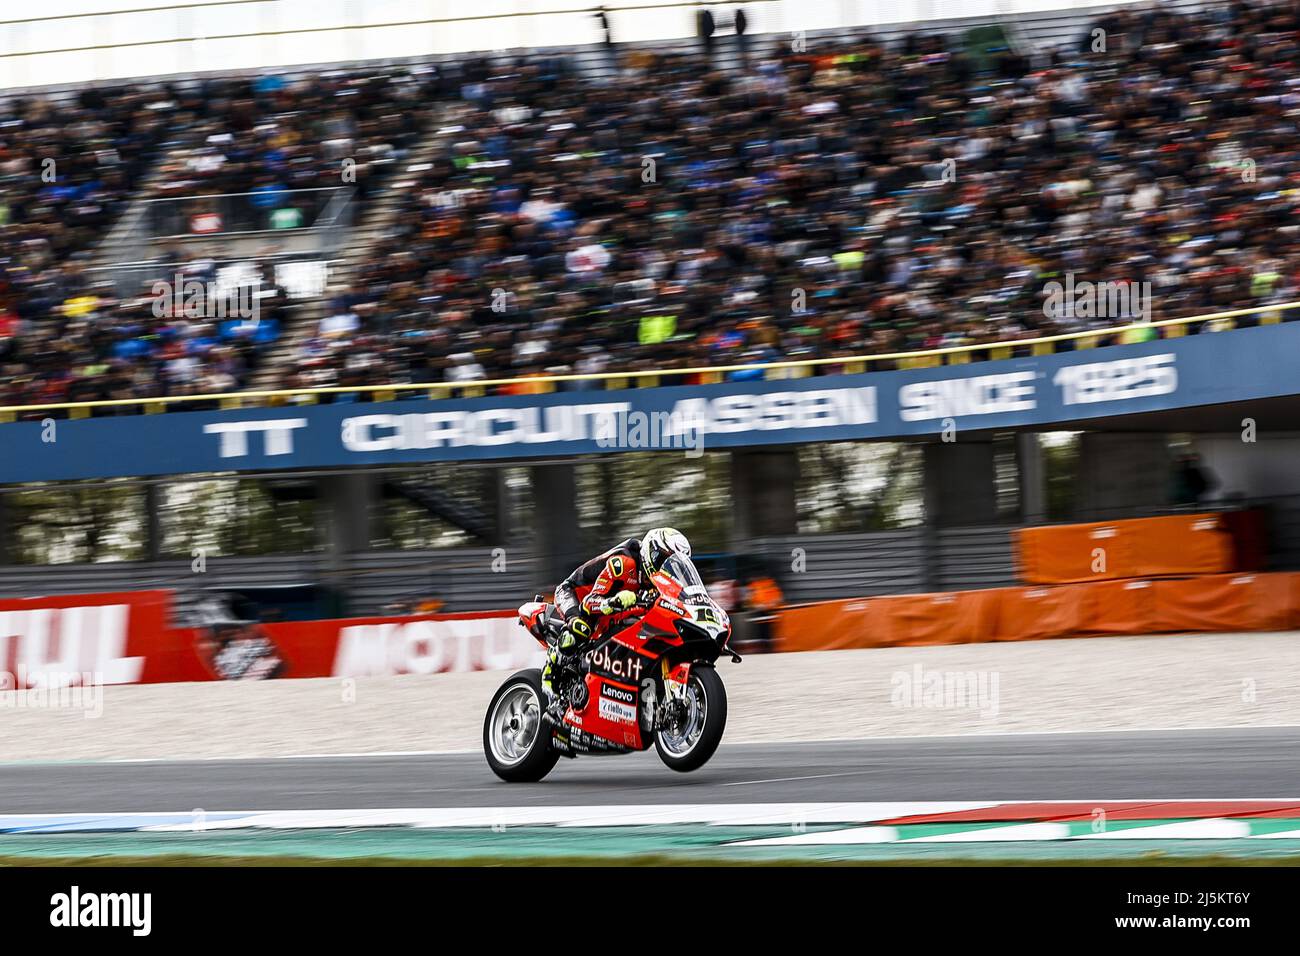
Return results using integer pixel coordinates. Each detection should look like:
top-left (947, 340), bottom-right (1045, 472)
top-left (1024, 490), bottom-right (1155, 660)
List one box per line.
top-left (0, 69), bottom-right (438, 410)
top-left (2, 1), bottom-right (1299, 414)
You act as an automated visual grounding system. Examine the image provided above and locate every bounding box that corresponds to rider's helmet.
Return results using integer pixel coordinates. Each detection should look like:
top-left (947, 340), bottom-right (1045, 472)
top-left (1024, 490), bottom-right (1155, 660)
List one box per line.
top-left (639, 527), bottom-right (692, 575)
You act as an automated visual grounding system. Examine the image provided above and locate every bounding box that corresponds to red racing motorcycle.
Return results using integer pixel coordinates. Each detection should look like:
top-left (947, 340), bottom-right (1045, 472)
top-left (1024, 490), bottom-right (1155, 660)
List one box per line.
top-left (484, 553), bottom-right (739, 782)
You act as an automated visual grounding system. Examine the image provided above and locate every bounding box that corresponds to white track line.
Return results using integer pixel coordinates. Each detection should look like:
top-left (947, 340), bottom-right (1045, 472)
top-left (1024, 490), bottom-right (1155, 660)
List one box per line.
top-left (6, 801), bottom-right (1300, 835)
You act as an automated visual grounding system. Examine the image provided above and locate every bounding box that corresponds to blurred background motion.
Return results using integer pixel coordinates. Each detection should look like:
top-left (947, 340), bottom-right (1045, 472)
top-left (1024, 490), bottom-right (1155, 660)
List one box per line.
top-left (2, 0), bottom-right (1300, 659)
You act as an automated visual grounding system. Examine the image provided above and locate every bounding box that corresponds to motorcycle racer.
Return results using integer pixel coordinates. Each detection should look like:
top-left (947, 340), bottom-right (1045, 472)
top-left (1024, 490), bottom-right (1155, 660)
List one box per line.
top-left (542, 527), bottom-right (693, 699)
top-left (492, 526), bottom-right (731, 781)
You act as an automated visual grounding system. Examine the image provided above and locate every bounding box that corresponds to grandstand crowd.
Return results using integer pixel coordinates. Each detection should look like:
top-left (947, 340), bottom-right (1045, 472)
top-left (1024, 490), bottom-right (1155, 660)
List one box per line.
top-left (2, 1), bottom-right (1299, 409)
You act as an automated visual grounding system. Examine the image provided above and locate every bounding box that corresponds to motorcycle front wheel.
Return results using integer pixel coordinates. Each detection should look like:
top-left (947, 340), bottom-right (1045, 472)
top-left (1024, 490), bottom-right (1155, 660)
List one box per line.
top-left (654, 664), bottom-right (727, 772)
top-left (483, 668), bottom-right (560, 782)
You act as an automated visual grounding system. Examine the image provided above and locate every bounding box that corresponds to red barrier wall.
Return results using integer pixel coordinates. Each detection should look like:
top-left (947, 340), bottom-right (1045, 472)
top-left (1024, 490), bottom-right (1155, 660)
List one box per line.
top-left (6, 577), bottom-right (1297, 678)
top-left (0, 590), bottom-right (171, 685)
top-left (0, 590), bottom-right (536, 685)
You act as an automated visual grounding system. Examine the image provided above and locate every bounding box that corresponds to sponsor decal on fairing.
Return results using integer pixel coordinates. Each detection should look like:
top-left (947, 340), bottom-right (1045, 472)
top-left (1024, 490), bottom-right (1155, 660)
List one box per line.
top-left (598, 696), bottom-right (637, 725)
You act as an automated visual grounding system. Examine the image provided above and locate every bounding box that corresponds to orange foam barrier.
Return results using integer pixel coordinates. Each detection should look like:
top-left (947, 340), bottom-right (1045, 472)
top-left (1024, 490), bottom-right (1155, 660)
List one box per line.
top-left (776, 597), bottom-right (880, 652)
top-left (1076, 578), bottom-right (1159, 636)
top-left (880, 590), bottom-right (1004, 647)
top-left (775, 589), bottom-right (1005, 652)
top-left (1152, 573), bottom-right (1295, 633)
top-left (1014, 511), bottom-right (1262, 585)
top-left (994, 584), bottom-right (1089, 641)
top-left (774, 571), bottom-right (1300, 653)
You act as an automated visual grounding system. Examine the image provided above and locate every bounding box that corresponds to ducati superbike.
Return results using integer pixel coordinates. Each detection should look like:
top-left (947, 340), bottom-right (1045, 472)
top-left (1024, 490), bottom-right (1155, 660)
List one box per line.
top-left (484, 554), bottom-right (739, 782)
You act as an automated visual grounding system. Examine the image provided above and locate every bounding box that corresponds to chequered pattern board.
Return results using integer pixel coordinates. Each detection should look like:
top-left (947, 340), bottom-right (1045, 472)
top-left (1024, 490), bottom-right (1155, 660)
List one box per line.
top-left (4, 802), bottom-right (1300, 842)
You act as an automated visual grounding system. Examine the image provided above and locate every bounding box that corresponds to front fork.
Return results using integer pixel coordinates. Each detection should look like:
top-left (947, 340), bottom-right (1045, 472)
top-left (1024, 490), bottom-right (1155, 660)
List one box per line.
top-left (654, 659), bottom-right (692, 732)
top-left (662, 658), bottom-right (692, 699)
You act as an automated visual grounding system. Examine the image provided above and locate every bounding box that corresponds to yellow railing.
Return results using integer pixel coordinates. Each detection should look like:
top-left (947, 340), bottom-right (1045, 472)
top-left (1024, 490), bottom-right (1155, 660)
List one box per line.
top-left (0, 300), bottom-right (1295, 422)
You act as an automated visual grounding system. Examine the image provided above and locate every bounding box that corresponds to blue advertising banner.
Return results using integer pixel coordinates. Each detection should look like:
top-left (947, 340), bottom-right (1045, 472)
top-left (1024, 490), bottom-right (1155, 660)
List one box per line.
top-left (1, 323), bottom-right (1296, 483)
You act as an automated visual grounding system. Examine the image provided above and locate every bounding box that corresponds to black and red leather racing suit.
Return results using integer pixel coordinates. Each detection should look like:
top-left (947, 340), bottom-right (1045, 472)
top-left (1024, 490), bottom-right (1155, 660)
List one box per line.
top-left (554, 537), bottom-right (644, 646)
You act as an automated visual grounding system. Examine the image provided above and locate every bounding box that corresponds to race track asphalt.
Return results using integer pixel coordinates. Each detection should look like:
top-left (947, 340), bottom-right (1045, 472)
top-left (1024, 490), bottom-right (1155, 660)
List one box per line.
top-left (2, 726), bottom-right (1297, 813)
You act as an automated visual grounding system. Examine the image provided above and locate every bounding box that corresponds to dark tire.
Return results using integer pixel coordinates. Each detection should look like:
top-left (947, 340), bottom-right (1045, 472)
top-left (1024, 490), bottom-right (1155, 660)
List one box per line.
top-left (483, 668), bottom-right (560, 782)
top-left (654, 664), bottom-right (727, 773)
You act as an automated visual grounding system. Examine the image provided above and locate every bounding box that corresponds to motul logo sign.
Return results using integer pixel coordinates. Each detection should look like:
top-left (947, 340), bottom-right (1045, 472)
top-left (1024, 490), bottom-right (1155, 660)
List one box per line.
top-left (332, 617), bottom-right (541, 677)
top-left (0, 591), bottom-right (542, 685)
top-left (0, 604), bottom-right (145, 687)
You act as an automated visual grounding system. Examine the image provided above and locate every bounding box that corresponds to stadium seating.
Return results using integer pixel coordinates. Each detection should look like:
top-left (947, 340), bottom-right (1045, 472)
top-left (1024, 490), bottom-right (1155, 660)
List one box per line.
top-left (268, 1), bottom-right (1300, 395)
top-left (6, 1), bottom-right (1300, 409)
top-left (0, 70), bottom-right (439, 410)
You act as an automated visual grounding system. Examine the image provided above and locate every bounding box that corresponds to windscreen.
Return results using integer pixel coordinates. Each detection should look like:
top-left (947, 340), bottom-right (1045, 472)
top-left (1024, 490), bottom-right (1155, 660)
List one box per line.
top-left (660, 555), bottom-right (706, 591)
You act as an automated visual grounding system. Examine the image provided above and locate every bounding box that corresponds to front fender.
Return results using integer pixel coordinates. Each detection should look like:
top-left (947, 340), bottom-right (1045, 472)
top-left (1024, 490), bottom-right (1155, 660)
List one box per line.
top-left (663, 659), bottom-right (691, 688)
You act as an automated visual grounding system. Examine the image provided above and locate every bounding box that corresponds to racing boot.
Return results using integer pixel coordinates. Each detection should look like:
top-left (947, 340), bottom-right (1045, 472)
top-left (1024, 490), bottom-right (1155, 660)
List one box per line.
top-left (541, 616), bottom-right (593, 717)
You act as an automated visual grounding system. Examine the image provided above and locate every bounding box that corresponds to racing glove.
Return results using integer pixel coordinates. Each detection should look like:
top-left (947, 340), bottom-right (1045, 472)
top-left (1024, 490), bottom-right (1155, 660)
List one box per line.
top-left (558, 615), bottom-right (593, 650)
top-left (598, 589), bottom-right (637, 615)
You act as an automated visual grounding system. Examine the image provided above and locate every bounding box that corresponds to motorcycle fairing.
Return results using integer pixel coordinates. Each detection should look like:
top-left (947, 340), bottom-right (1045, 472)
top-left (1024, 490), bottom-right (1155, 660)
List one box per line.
top-left (519, 601), bottom-right (548, 636)
top-left (565, 644), bottom-right (651, 749)
top-left (550, 723), bottom-right (632, 756)
top-left (518, 552), bottom-right (731, 756)
top-left (582, 675), bottom-right (644, 749)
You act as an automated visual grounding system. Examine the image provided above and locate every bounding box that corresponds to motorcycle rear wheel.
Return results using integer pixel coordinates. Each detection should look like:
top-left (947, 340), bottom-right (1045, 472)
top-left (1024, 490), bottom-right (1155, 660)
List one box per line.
top-left (484, 668), bottom-right (560, 782)
top-left (654, 664), bottom-right (727, 772)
